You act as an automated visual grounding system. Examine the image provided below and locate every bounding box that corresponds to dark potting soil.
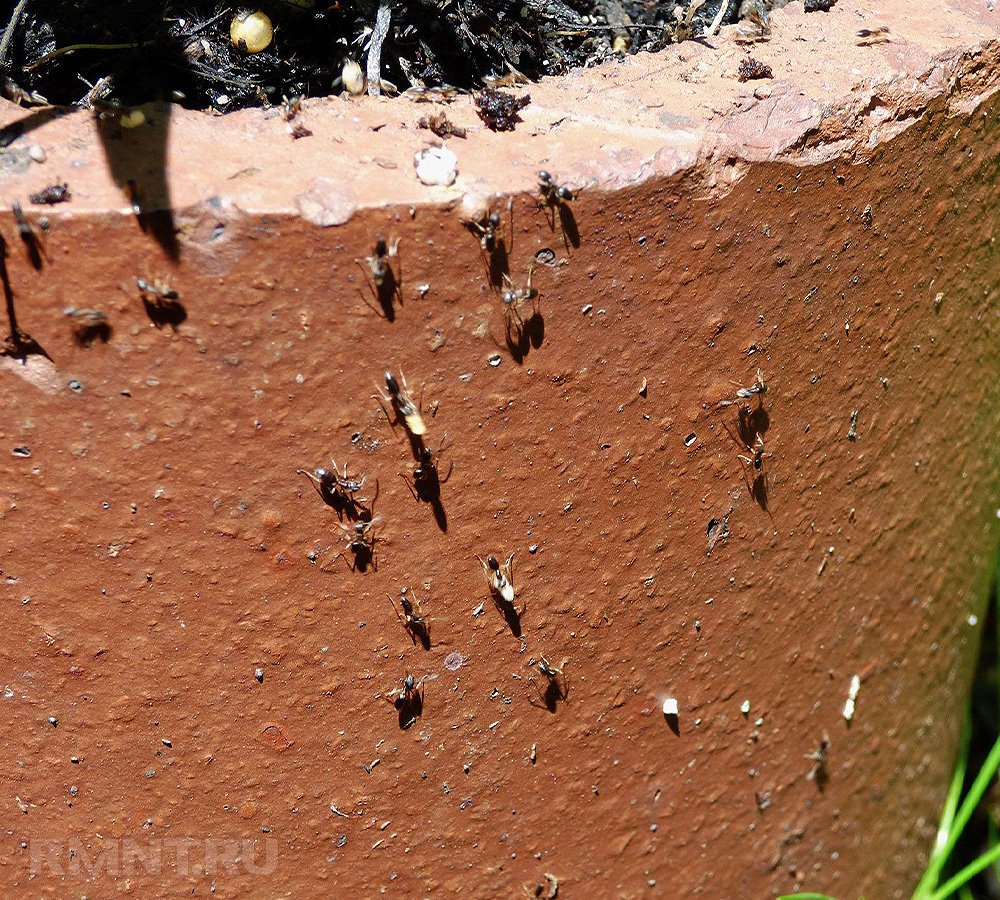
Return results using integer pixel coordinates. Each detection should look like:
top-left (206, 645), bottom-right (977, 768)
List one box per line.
top-left (0, 0), bottom-right (836, 114)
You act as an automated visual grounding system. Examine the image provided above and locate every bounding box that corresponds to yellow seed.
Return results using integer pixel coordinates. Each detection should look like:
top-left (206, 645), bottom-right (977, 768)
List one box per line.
top-left (119, 109), bottom-right (146, 129)
top-left (230, 11), bottom-right (273, 53)
top-left (342, 59), bottom-right (365, 96)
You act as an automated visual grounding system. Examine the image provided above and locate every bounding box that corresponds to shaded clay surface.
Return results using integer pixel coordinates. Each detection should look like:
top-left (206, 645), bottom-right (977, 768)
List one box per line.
top-left (0, 1), bottom-right (999, 897)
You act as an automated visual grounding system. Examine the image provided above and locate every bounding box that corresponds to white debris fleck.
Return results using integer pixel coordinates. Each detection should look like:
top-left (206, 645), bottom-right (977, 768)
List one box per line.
top-left (843, 674), bottom-right (861, 722)
top-left (28, 144), bottom-right (46, 163)
top-left (740, 699), bottom-right (751, 715)
top-left (414, 145), bottom-right (458, 187)
top-left (969, 614), bottom-right (979, 627)
top-left (662, 698), bottom-right (678, 717)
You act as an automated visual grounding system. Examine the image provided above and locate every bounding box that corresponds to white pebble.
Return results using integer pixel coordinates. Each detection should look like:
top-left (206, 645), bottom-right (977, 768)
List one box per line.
top-left (661, 698), bottom-right (678, 716)
top-left (843, 674), bottom-right (861, 721)
top-left (414, 145), bottom-right (458, 187)
top-left (740, 699), bottom-right (750, 715)
top-left (28, 144), bottom-right (46, 163)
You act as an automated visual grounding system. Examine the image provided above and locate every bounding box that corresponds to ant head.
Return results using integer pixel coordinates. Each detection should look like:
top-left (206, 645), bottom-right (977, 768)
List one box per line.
top-left (374, 237), bottom-right (388, 256)
top-left (537, 170), bottom-right (552, 185)
top-left (404, 674), bottom-right (415, 690)
top-left (384, 372), bottom-right (399, 393)
top-left (556, 186), bottom-right (574, 202)
top-left (400, 595), bottom-right (413, 612)
top-left (488, 211), bottom-right (501, 227)
top-left (486, 555), bottom-right (500, 572)
top-left (314, 467), bottom-right (332, 483)
top-left (419, 446), bottom-right (433, 463)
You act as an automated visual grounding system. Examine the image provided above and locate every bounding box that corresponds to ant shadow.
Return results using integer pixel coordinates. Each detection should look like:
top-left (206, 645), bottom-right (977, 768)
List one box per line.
top-left (487, 241), bottom-right (510, 290)
top-left (72, 320), bottom-right (113, 347)
top-left (541, 200), bottom-right (581, 252)
top-left (731, 400), bottom-right (772, 514)
top-left (361, 267), bottom-right (400, 322)
top-left (400, 439), bottom-right (451, 532)
top-left (501, 311), bottom-right (544, 365)
top-left (407, 622), bottom-right (432, 652)
top-left (530, 676), bottom-right (568, 714)
top-left (14, 204), bottom-right (45, 271)
top-left (347, 541), bottom-right (376, 573)
top-left (3, 98), bottom-right (179, 261)
top-left (0, 235), bottom-right (51, 363)
top-left (141, 295), bottom-right (187, 330)
top-left (395, 691), bottom-right (424, 729)
top-left (495, 598), bottom-right (524, 639)
top-left (557, 204), bottom-right (581, 250)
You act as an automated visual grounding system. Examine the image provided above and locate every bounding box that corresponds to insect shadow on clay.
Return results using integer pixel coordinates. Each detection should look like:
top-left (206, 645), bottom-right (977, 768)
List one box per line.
top-left (136, 277), bottom-right (187, 330)
top-left (528, 656), bottom-right (569, 713)
top-left (497, 266), bottom-right (544, 364)
top-left (320, 485), bottom-right (381, 574)
top-left (477, 552), bottom-right (524, 638)
top-left (386, 673), bottom-right (437, 729)
top-left (0, 235), bottom-right (51, 362)
top-left (64, 308), bottom-right (113, 347)
top-left (399, 439), bottom-right (451, 533)
top-left (389, 588), bottom-right (431, 650)
top-left (358, 237), bottom-right (402, 321)
top-left (297, 461), bottom-right (376, 522)
top-left (721, 372), bottom-right (772, 513)
top-left (464, 200), bottom-right (513, 290)
top-left (537, 170), bottom-right (581, 251)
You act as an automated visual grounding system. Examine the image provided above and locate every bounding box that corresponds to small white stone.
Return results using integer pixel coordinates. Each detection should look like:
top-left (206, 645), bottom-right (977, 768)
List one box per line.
top-left (843, 674), bottom-right (861, 721)
top-left (662, 698), bottom-right (678, 717)
top-left (28, 144), bottom-right (46, 163)
top-left (740, 699), bottom-right (751, 715)
top-left (414, 145), bottom-right (458, 187)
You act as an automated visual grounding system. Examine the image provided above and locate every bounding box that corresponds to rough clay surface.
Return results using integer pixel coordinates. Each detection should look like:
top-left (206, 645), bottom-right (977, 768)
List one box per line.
top-left (0, 1), bottom-right (999, 897)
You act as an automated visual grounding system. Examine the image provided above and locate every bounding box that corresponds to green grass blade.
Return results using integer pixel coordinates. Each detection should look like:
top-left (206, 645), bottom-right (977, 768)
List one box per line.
top-left (928, 842), bottom-right (1000, 900)
top-left (914, 717), bottom-right (973, 898)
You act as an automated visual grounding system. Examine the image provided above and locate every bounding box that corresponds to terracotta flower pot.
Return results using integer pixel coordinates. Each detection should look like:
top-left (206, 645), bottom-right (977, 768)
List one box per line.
top-left (2, 1), bottom-right (998, 896)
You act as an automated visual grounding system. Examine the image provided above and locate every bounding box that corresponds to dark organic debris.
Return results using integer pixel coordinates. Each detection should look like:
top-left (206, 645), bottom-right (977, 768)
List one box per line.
top-left (475, 87), bottom-right (530, 132)
top-left (804, 0), bottom-right (838, 10)
top-left (29, 182), bottom-right (71, 204)
top-left (737, 57), bottom-right (772, 82)
top-left (418, 111), bottom-right (467, 140)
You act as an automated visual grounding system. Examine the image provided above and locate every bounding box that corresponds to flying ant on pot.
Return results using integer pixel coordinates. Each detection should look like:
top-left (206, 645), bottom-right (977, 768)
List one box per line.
top-left (499, 267), bottom-right (544, 361)
top-left (374, 370), bottom-right (427, 438)
top-left (529, 656), bottom-right (569, 712)
top-left (400, 440), bottom-right (452, 504)
top-left (389, 588), bottom-right (431, 649)
top-left (477, 552), bottom-right (523, 635)
top-left (297, 460), bottom-right (375, 520)
top-left (136, 276), bottom-right (187, 329)
top-left (537, 170), bottom-right (580, 249)
top-left (724, 415), bottom-right (771, 512)
top-left (805, 732), bottom-right (831, 788)
top-left (399, 439), bottom-right (451, 532)
top-left (359, 237), bottom-right (401, 319)
top-left (327, 515), bottom-right (381, 573)
top-left (385, 672), bottom-right (438, 728)
top-left (464, 201), bottom-right (512, 288)
top-left (717, 368), bottom-right (767, 408)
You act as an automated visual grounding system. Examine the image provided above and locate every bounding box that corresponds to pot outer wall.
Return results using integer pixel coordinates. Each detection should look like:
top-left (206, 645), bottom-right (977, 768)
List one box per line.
top-left (1, 7), bottom-right (1000, 900)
